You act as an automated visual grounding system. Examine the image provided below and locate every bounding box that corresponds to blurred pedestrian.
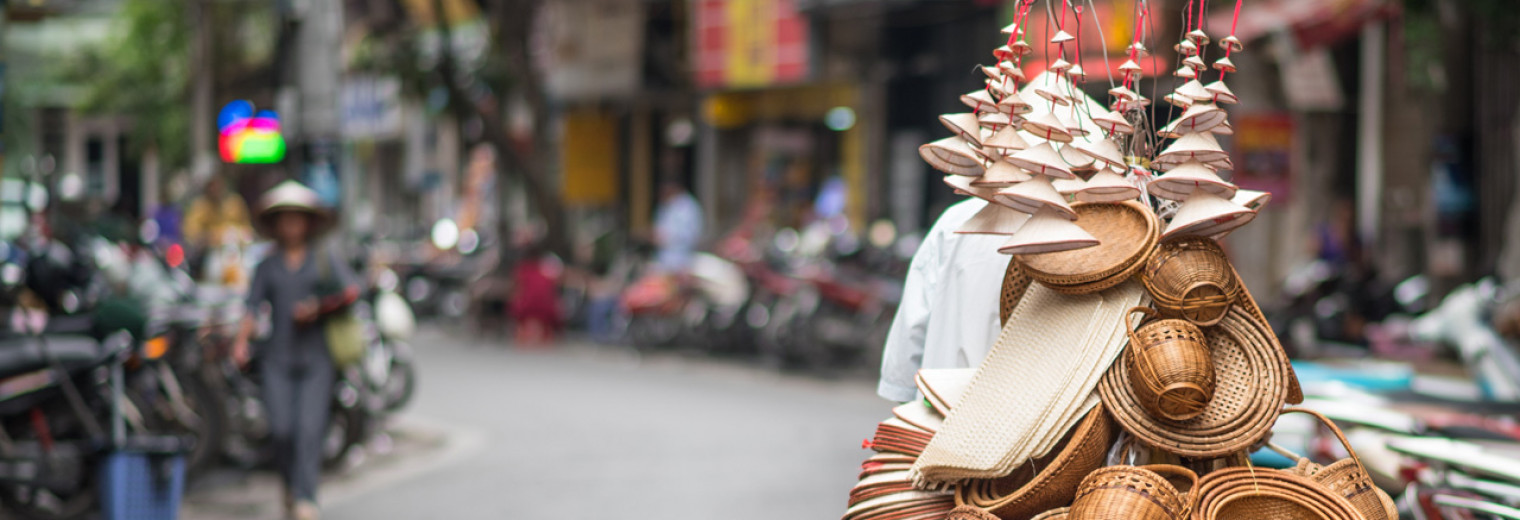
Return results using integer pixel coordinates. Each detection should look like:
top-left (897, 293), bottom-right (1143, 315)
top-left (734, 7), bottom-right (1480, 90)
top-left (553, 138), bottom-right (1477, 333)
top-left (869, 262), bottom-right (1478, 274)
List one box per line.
top-left (876, 199), bottom-right (1008, 402)
top-left (510, 238), bottom-right (563, 345)
top-left (652, 181), bottom-right (704, 274)
top-left (183, 175), bottom-right (252, 252)
top-left (232, 180), bottom-right (357, 520)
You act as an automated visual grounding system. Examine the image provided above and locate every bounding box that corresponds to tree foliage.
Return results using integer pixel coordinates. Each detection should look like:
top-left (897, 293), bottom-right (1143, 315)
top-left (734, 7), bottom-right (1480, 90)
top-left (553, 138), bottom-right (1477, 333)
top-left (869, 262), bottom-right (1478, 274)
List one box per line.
top-left (72, 0), bottom-right (192, 169)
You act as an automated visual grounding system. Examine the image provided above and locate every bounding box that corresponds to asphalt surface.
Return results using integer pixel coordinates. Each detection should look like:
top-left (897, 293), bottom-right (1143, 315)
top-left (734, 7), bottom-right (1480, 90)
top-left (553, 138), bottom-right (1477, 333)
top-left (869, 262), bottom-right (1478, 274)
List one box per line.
top-left (259, 330), bottom-right (889, 519)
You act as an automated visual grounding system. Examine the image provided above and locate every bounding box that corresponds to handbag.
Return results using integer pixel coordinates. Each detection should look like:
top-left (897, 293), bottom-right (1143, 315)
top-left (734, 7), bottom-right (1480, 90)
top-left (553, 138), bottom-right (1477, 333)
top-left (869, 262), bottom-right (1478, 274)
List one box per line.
top-left (315, 243), bottom-right (365, 368)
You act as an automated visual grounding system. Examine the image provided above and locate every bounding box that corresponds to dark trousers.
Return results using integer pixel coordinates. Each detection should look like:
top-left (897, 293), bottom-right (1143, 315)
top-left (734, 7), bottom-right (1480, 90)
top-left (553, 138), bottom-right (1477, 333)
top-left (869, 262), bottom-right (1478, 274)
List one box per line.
top-left (261, 364), bottom-right (334, 502)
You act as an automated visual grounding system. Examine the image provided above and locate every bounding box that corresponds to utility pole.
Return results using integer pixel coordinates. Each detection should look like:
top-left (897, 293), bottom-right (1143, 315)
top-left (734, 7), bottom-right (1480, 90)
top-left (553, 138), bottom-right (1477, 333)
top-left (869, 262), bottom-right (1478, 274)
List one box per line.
top-left (190, 0), bottom-right (214, 184)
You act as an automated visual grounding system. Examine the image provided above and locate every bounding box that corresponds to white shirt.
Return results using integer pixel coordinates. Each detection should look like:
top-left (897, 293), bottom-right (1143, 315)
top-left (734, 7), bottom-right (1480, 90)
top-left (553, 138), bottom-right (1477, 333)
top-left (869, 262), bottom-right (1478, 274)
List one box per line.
top-left (877, 198), bottom-right (1011, 402)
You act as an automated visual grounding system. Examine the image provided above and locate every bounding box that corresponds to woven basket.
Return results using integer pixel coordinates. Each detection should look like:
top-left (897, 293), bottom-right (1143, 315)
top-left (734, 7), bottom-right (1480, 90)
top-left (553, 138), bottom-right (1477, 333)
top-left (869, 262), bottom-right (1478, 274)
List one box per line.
top-left (1001, 259), bottom-right (1033, 326)
top-left (1141, 237), bottom-right (1241, 326)
top-left (1018, 201), bottom-right (1159, 295)
top-left (956, 405), bottom-right (1118, 520)
top-left (1099, 307), bottom-right (1291, 458)
top-left (1278, 409), bottom-right (1399, 520)
top-left (1068, 464), bottom-right (1197, 520)
top-left (1029, 507), bottom-right (1070, 520)
top-left (1125, 307), bottom-right (1215, 421)
top-left (946, 505), bottom-right (1003, 520)
top-left (1226, 270), bottom-right (1304, 405)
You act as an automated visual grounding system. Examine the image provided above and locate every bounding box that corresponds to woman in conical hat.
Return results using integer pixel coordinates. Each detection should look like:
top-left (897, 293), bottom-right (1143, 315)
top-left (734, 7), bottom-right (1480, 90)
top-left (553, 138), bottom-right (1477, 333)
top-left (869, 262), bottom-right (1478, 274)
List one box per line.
top-left (234, 179), bottom-right (357, 520)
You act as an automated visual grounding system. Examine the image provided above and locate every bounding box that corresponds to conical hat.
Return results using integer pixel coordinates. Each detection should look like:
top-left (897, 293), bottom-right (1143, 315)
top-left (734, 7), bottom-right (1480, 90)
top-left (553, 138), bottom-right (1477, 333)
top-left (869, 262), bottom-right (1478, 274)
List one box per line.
top-left (961, 90), bottom-right (998, 111)
top-left (939, 113), bottom-right (983, 142)
top-left (971, 160), bottom-right (1032, 188)
top-left (1211, 121), bottom-right (1235, 135)
top-left (994, 174), bottom-right (1076, 218)
top-left (1157, 132), bottom-right (1228, 165)
top-left (1067, 64), bottom-right (1087, 82)
top-left (1163, 190), bottom-right (1256, 240)
top-left (1177, 80), bottom-right (1213, 101)
top-left (1118, 60), bottom-right (1142, 74)
top-left (1021, 113), bottom-right (1075, 143)
top-left (1172, 102), bottom-right (1228, 133)
top-left (920, 137), bottom-right (986, 176)
top-left (979, 111), bottom-right (1012, 127)
top-left (1186, 29), bottom-right (1211, 45)
top-left (998, 90), bottom-right (1034, 115)
top-left (1032, 85), bottom-right (1072, 106)
top-left (1213, 56), bottom-right (1237, 73)
top-left (1204, 81), bottom-right (1239, 104)
top-left (1008, 40), bottom-right (1033, 57)
top-left (1074, 169), bottom-right (1140, 203)
top-left (982, 65), bottom-right (1003, 81)
top-left (1147, 159), bottom-right (1238, 201)
top-left (1220, 35), bottom-right (1243, 52)
top-left (1000, 22), bottom-right (1020, 34)
top-left (993, 45), bottom-right (1017, 60)
top-left (1231, 189), bottom-right (1272, 211)
top-left (983, 125), bottom-right (1029, 151)
top-left (1156, 118), bottom-right (1185, 139)
top-left (1165, 92), bottom-right (1196, 108)
top-left (1075, 138), bottom-right (1126, 168)
top-left (1093, 110), bottom-right (1135, 135)
top-left (1055, 109), bottom-right (1090, 138)
top-left (1007, 142), bottom-right (1076, 179)
top-left (1129, 42), bottom-right (1151, 56)
top-left (999, 60), bottom-right (1028, 79)
top-left (1174, 65), bottom-right (1198, 79)
top-left (1051, 176), bottom-right (1085, 194)
top-left (942, 175), bottom-right (1000, 202)
top-left (1048, 58), bottom-right (1073, 73)
top-left (1183, 55), bottom-right (1207, 71)
top-left (1050, 30), bottom-right (1075, 44)
top-left (956, 203), bottom-right (1030, 235)
top-left (997, 208), bottom-right (1099, 255)
top-left (256, 180), bottom-right (336, 238)
top-left (1060, 144), bottom-right (1098, 174)
top-left (1175, 39), bottom-right (1199, 56)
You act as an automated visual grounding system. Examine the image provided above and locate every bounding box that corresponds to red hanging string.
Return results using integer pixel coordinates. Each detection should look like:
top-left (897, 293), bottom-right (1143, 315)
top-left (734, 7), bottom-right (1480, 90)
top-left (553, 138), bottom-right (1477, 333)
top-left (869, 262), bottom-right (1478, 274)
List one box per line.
top-left (1075, 5), bottom-right (1084, 73)
top-left (1196, 0), bottom-right (1207, 32)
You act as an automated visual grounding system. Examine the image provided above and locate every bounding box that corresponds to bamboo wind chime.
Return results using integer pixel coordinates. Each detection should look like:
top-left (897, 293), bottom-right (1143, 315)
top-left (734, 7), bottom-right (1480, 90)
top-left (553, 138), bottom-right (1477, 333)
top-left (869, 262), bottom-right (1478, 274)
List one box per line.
top-left (844, 0), bottom-right (1395, 519)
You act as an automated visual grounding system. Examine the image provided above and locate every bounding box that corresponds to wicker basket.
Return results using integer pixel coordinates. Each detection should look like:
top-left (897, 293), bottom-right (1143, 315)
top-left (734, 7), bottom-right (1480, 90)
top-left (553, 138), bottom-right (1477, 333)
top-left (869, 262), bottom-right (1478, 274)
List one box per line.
top-left (1141, 237), bottom-right (1240, 326)
top-left (1068, 464), bottom-right (1197, 520)
top-left (1018, 201), bottom-right (1159, 295)
top-left (946, 505), bottom-right (1003, 520)
top-left (1029, 508), bottom-right (1070, 520)
top-left (1278, 409), bottom-right (1399, 520)
top-left (1125, 307), bottom-right (1215, 421)
top-left (1001, 259), bottom-right (1033, 326)
top-left (956, 405), bottom-right (1117, 520)
top-left (1099, 307), bottom-right (1291, 458)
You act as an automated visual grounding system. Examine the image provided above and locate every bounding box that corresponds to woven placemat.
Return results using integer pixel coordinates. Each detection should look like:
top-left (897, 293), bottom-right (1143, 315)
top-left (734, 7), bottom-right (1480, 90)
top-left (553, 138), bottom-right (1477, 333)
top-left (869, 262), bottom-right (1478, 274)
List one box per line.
top-left (1000, 258), bottom-right (1033, 326)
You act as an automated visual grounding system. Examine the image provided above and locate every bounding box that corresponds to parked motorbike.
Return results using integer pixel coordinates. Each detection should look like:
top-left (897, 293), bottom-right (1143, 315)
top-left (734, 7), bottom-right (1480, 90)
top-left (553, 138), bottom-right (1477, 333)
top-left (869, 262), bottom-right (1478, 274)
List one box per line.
top-left (763, 237), bottom-right (902, 372)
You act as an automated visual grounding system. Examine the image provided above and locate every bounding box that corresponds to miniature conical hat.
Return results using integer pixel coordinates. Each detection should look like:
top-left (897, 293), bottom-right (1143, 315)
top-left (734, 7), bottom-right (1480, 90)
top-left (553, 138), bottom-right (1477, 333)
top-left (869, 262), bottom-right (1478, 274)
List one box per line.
top-left (1204, 81), bottom-right (1239, 104)
top-left (1009, 40), bottom-right (1034, 56)
top-left (1007, 141), bottom-right (1076, 179)
top-left (982, 65), bottom-right (1003, 81)
top-left (1075, 169), bottom-right (1141, 203)
top-left (1163, 190), bottom-right (1257, 240)
top-left (1211, 121), bottom-right (1235, 135)
top-left (1147, 160), bottom-right (1238, 201)
top-left (983, 125), bottom-right (1029, 151)
top-left (1119, 60), bottom-right (1143, 74)
top-left (1129, 42), bottom-right (1151, 56)
top-left (1067, 64), bottom-right (1087, 82)
top-left (1021, 113), bottom-right (1075, 143)
top-left (1165, 92), bottom-right (1196, 108)
top-left (1173, 102), bottom-right (1228, 133)
top-left (1157, 132), bottom-right (1228, 165)
top-left (1156, 118), bottom-right (1186, 139)
top-left (1050, 30), bottom-right (1075, 44)
top-left (957, 203), bottom-right (1030, 235)
top-left (998, 90), bottom-right (1034, 115)
top-left (1059, 142), bottom-right (1098, 173)
top-left (920, 137), bottom-right (986, 176)
top-left (999, 59), bottom-right (1027, 77)
top-left (998, 207), bottom-right (1099, 255)
top-left (939, 113), bottom-right (983, 142)
top-left (995, 174), bottom-right (1076, 218)
top-left (1174, 65), bottom-right (1198, 79)
top-left (1183, 55), bottom-right (1207, 71)
top-left (1175, 39), bottom-right (1200, 56)
top-left (942, 175), bottom-right (1000, 202)
top-left (993, 45), bottom-right (1017, 60)
top-left (972, 160), bottom-right (1033, 188)
top-left (1000, 22), bottom-right (1020, 34)
top-left (1232, 189), bottom-right (1272, 211)
top-left (1033, 85), bottom-right (1072, 106)
top-left (1056, 109), bottom-right (1090, 137)
top-left (1075, 138), bottom-right (1126, 168)
top-left (1093, 110), bottom-right (1135, 135)
top-left (1177, 80), bottom-right (1213, 101)
top-left (1049, 58), bottom-right (1073, 73)
top-left (979, 111), bottom-right (1013, 127)
top-left (1051, 176), bottom-right (1086, 194)
top-left (1213, 56), bottom-right (1237, 73)
top-left (961, 90), bottom-right (998, 111)
top-left (1186, 29), bottom-right (1211, 45)
top-left (1114, 93), bottom-right (1151, 111)
top-left (1220, 35), bottom-right (1243, 52)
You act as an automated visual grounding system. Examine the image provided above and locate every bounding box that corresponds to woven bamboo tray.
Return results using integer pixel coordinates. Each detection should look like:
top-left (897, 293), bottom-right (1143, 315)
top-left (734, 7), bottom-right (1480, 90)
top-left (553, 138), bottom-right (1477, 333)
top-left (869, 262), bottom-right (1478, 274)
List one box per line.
top-left (1000, 259), bottom-right (1033, 326)
top-left (956, 406), bottom-right (1117, 520)
top-left (1017, 201), bottom-right (1159, 294)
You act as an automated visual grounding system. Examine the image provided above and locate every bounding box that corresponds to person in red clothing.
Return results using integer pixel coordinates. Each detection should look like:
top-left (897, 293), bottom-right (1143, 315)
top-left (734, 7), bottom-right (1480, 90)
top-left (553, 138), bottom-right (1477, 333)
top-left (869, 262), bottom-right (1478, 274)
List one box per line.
top-left (509, 241), bottom-right (563, 344)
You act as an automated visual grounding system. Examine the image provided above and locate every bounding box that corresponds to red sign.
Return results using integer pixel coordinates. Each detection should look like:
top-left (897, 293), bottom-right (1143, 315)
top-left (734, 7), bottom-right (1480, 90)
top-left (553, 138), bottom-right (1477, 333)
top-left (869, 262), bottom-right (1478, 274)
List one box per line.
top-left (695, 0), bottom-right (810, 89)
top-left (1232, 113), bottom-right (1295, 201)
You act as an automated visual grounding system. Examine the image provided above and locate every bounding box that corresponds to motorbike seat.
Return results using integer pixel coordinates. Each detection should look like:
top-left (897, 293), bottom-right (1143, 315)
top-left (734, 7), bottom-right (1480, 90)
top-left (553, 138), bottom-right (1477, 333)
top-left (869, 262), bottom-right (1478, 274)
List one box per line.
top-left (0, 335), bottom-right (105, 379)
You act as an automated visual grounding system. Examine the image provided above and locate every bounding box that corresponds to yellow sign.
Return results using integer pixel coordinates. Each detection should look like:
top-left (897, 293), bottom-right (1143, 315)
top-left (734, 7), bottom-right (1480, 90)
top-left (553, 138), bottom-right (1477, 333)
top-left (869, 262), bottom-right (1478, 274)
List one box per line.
top-left (726, 0), bottom-right (776, 87)
top-left (560, 110), bottom-right (621, 207)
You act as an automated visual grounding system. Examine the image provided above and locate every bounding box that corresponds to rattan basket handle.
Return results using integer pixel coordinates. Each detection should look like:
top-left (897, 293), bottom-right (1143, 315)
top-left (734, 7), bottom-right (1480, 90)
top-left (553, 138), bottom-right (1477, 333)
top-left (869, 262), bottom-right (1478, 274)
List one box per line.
top-left (1279, 407), bottom-right (1367, 474)
top-left (1124, 306), bottom-right (1157, 338)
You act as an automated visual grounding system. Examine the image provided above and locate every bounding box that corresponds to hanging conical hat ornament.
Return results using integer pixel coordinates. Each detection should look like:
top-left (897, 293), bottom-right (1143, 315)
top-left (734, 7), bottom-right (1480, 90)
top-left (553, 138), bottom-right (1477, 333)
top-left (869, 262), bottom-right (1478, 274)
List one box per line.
top-left (973, 160), bottom-right (1034, 188)
top-left (939, 113), bottom-right (984, 144)
top-left (1173, 102), bottom-right (1228, 133)
top-left (1186, 29), bottom-right (1210, 45)
top-left (956, 202), bottom-right (1031, 236)
top-left (1048, 58), bottom-right (1073, 74)
top-left (983, 125), bottom-right (1029, 152)
top-left (1067, 63), bottom-right (1087, 82)
top-left (1021, 112), bottom-right (1076, 144)
top-left (1052, 176), bottom-right (1086, 195)
top-left (1075, 169), bottom-right (1141, 203)
top-left (1075, 138), bottom-right (1126, 169)
top-left (979, 111), bottom-right (1012, 127)
top-left (1007, 141), bottom-right (1076, 179)
top-left (1165, 92), bottom-right (1196, 108)
top-left (1050, 29), bottom-right (1075, 45)
top-left (1118, 59), bottom-right (1143, 75)
top-left (982, 65), bottom-right (1004, 81)
top-left (961, 90), bottom-right (999, 112)
top-left (1164, 189), bottom-right (1256, 240)
top-left (993, 45), bottom-right (1019, 61)
top-left (998, 90), bottom-right (1035, 115)
top-left (1212, 56), bottom-right (1237, 73)
top-left (1157, 131), bottom-right (1228, 166)
top-left (1220, 35), bottom-right (1244, 53)
top-left (1094, 110), bottom-right (1135, 135)
top-left (1129, 41), bottom-right (1151, 57)
top-left (1204, 80), bottom-right (1239, 104)
top-left (1182, 55), bottom-right (1207, 72)
top-left (1147, 159), bottom-right (1238, 201)
top-left (1056, 108), bottom-right (1090, 138)
top-left (1232, 189), bottom-right (1271, 211)
top-left (995, 174), bottom-right (1077, 218)
top-left (1175, 39), bottom-right (1200, 56)
top-left (1157, 118), bottom-right (1186, 139)
top-left (997, 207), bottom-right (1099, 255)
top-left (1177, 80), bottom-right (1214, 101)
top-left (999, 61), bottom-right (1029, 82)
top-left (1211, 121), bottom-right (1235, 135)
top-left (1060, 142), bottom-right (1098, 173)
top-left (942, 175), bottom-right (1001, 201)
top-left (920, 136), bottom-right (986, 176)
top-left (1033, 84), bottom-right (1072, 106)
top-left (1174, 65), bottom-right (1198, 79)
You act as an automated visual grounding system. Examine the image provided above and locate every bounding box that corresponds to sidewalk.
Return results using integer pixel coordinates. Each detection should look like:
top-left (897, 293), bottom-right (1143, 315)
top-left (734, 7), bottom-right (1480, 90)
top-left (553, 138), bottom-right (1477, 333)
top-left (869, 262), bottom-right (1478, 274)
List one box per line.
top-left (182, 416), bottom-right (459, 520)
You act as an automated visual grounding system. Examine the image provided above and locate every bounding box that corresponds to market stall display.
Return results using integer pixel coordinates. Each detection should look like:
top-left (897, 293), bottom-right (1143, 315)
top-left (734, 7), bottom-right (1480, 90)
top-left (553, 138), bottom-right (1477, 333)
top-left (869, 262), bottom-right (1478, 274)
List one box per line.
top-left (842, 0), bottom-right (1393, 518)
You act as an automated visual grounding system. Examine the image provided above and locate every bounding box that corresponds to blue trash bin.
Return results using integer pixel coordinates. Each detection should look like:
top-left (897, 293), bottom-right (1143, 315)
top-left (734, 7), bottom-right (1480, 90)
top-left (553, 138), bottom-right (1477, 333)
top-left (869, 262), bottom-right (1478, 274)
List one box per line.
top-left (99, 436), bottom-right (190, 520)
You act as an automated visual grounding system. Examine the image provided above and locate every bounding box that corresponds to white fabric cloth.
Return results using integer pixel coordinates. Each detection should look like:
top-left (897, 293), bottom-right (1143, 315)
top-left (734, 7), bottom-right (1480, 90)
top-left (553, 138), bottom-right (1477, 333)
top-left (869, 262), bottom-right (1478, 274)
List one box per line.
top-left (653, 192), bottom-right (704, 272)
top-left (877, 198), bottom-right (1011, 402)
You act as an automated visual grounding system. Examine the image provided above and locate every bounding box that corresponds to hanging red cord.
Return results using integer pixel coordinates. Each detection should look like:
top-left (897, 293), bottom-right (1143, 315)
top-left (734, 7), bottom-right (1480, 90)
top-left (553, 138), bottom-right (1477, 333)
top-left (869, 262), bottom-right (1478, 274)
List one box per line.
top-left (1075, 4), bottom-right (1084, 73)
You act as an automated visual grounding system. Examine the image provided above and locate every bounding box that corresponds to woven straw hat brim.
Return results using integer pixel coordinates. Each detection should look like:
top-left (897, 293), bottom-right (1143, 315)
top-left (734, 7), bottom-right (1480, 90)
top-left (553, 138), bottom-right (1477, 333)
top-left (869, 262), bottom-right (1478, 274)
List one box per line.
top-left (1172, 103), bottom-right (1229, 134)
top-left (1021, 113), bottom-right (1076, 144)
top-left (1164, 191), bottom-right (1257, 240)
top-left (942, 176), bottom-right (1002, 203)
top-left (843, 491), bottom-right (955, 520)
top-left (955, 405), bottom-right (1116, 519)
top-left (995, 176), bottom-right (1076, 218)
top-left (940, 113), bottom-right (984, 142)
top-left (997, 210), bottom-right (1098, 255)
top-left (1074, 170), bottom-right (1141, 203)
top-left (916, 368), bottom-right (975, 415)
top-left (893, 402), bottom-right (945, 433)
top-left (1148, 160), bottom-right (1238, 201)
top-left (957, 203), bottom-right (1030, 235)
top-left (921, 138), bottom-right (987, 176)
top-left (255, 181), bottom-right (334, 238)
top-left (1000, 259), bottom-right (1033, 326)
top-left (1008, 142), bottom-right (1076, 179)
top-left (972, 160), bottom-right (1033, 188)
top-left (1098, 306), bottom-right (1291, 457)
top-left (1017, 201), bottom-right (1158, 288)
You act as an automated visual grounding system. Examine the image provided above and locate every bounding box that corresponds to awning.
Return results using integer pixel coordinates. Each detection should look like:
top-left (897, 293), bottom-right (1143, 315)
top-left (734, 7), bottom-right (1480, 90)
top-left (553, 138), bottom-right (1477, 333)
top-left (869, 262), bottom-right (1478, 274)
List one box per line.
top-left (1208, 0), bottom-right (1398, 49)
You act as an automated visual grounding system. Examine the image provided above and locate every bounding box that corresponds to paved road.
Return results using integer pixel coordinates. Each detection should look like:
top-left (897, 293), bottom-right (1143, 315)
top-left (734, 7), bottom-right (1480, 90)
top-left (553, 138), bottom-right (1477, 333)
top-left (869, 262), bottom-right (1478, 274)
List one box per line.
top-left (316, 331), bottom-right (888, 520)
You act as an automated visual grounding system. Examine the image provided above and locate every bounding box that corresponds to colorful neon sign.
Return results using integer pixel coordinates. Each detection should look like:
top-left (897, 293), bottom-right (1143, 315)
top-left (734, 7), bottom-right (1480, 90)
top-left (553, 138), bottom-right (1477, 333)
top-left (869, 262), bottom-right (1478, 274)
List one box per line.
top-left (218, 101), bottom-right (287, 164)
